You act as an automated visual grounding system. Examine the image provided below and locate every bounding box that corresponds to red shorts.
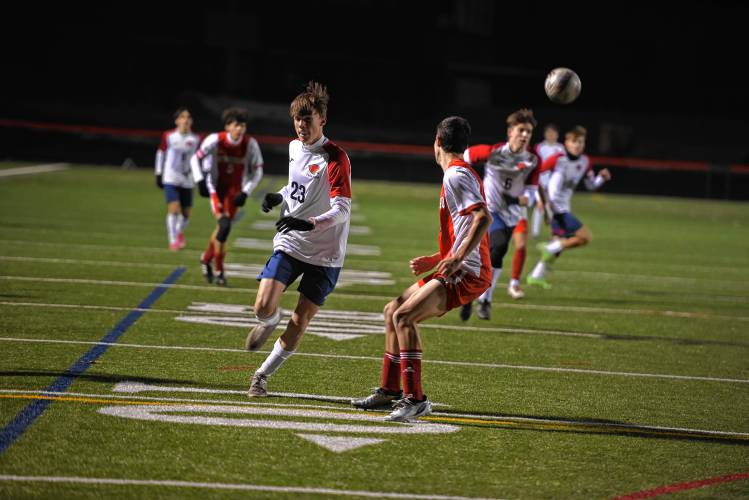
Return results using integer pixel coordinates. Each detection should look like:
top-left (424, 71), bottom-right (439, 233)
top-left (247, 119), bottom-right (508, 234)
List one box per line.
top-left (513, 218), bottom-right (528, 235)
top-left (210, 188), bottom-right (241, 219)
top-left (418, 270), bottom-right (491, 312)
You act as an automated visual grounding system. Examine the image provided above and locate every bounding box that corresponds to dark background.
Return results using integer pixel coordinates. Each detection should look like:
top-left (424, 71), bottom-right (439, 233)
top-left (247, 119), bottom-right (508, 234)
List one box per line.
top-left (2, 2), bottom-right (748, 198)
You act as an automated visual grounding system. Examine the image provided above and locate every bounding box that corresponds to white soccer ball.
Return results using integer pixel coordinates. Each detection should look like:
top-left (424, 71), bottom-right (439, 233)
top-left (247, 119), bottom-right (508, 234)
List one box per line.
top-left (545, 67), bottom-right (581, 104)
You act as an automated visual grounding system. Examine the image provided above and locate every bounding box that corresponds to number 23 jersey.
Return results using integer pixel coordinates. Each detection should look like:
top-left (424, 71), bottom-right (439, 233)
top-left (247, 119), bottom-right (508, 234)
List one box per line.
top-left (273, 135), bottom-right (352, 268)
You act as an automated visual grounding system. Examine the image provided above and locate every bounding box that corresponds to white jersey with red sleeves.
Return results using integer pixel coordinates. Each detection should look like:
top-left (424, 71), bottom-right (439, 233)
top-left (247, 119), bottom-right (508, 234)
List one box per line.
top-left (534, 141), bottom-right (566, 162)
top-left (439, 159), bottom-right (492, 280)
top-left (155, 129), bottom-right (200, 187)
top-left (546, 152), bottom-right (593, 213)
top-left (273, 135), bottom-right (351, 268)
top-left (463, 142), bottom-right (540, 227)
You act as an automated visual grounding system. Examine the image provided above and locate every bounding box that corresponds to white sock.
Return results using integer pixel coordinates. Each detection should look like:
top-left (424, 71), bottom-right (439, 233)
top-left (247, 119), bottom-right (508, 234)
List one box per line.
top-left (509, 278), bottom-right (520, 288)
top-left (531, 206), bottom-right (542, 237)
top-left (546, 240), bottom-right (564, 254)
top-left (479, 267), bottom-right (502, 302)
top-left (176, 215), bottom-right (188, 236)
top-left (166, 213), bottom-right (179, 244)
top-left (256, 338), bottom-right (294, 377)
top-left (531, 261), bottom-right (546, 279)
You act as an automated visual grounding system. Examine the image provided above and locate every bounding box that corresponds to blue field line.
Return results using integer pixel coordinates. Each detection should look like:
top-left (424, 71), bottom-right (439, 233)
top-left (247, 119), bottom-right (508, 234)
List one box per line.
top-left (0, 266), bottom-right (186, 455)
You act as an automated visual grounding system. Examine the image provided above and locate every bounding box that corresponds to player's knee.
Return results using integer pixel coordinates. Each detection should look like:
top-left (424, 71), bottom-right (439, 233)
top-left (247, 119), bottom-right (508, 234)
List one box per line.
top-left (216, 216), bottom-right (232, 243)
top-left (579, 228), bottom-right (592, 245)
top-left (490, 244), bottom-right (508, 268)
top-left (383, 300), bottom-right (399, 320)
top-left (393, 307), bottom-right (415, 331)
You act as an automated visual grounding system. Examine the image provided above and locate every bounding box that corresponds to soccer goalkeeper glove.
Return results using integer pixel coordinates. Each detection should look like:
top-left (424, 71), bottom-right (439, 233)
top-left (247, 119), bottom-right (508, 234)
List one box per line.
top-left (262, 193), bottom-right (283, 212)
top-left (197, 180), bottom-right (209, 198)
top-left (155, 175), bottom-right (163, 189)
top-left (233, 192), bottom-right (247, 207)
top-left (276, 216), bottom-right (314, 233)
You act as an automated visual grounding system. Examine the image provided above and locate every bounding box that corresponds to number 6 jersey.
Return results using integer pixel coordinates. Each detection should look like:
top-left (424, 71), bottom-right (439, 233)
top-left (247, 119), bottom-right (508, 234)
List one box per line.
top-left (273, 135), bottom-right (352, 268)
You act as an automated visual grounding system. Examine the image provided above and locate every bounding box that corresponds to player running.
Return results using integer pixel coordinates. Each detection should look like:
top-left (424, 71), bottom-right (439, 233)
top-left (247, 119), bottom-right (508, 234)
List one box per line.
top-left (527, 126), bottom-right (612, 288)
top-left (245, 82), bottom-right (352, 398)
top-left (190, 108), bottom-right (264, 286)
top-left (351, 116), bottom-right (491, 422)
top-left (155, 108), bottom-right (200, 250)
top-left (531, 123), bottom-right (565, 238)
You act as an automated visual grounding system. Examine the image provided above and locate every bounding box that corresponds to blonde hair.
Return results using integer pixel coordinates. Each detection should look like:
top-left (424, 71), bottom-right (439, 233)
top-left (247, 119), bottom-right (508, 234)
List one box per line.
top-left (565, 125), bottom-right (587, 140)
top-left (506, 108), bottom-right (537, 128)
top-left (289, 81), bottom-right (329, 120)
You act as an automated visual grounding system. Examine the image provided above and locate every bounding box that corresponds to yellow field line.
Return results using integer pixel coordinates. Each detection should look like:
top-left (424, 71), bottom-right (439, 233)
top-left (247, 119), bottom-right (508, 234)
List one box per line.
top-left (0, 394), bottom-right (183, 406)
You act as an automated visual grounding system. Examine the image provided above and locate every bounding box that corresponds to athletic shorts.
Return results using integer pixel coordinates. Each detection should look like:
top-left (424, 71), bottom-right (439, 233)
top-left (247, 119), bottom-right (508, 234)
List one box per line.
top-left (210, 188), bottom-right (241, 219)
top-left (513, 218), bottom-right (528, 235)
top-left (489, 212), bottom-right (516, 241)
top-left (418, 270), bottom-right (490, 313)
top-left (164, 184), bottom-right (193, 207)
top-left (551, 212), bottom-right (583, 238)
top-left (257, 251), bottom-right (341, 306)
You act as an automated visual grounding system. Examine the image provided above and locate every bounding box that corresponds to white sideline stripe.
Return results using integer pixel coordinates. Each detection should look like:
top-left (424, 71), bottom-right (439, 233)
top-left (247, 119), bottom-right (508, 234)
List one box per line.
top-left (0, 163), bottom-right (70, 177)
top-left (111, 381), bottom-right (354, 402)
top-left (0, 255), bottom-right (175, 269)
top-left (3, 274), bottom-right (747, 321)
top-left (0, 475), bottom-right (503, 500)
top-left (2, 336), bottom-right (748, 385)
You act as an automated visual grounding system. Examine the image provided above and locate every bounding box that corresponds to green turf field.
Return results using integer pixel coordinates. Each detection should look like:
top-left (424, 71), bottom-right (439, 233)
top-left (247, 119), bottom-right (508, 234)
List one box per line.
top-left (0, 163), bottom-right (747, 499)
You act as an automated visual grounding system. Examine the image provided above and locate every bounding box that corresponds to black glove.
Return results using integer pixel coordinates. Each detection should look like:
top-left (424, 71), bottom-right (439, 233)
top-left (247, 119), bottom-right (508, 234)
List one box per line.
top-left (155, 175), bottom-right (163, 189)
top-left (233, 191), bottom-right (247, 207)
top-left (197, 179), bottom-right (209, 198)
top-left (276, 216), bottom-right (314, 233)
top-left (262, 192), bottom-right (284, 213)
top-left (502, 193), bottom-right (520, 205)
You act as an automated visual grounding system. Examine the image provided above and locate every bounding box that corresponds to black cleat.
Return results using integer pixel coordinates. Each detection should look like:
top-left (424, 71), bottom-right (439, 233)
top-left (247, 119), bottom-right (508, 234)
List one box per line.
top-left (200, 259), bottom-right (214, 284)
top-left (215, 272), bottom-right (227, 286)
top-left (459, 302), bottom-right (472, 321)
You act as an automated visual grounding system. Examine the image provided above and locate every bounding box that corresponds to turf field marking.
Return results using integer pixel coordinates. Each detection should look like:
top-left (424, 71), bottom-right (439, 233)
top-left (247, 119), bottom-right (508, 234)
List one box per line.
top-left (223, 262), bottom-right (395, 287)
top-left (611, 471), bottom-right (749, 499)
top-left (295, 434), bottom-right (385, 452)
top-left (0, 255), bottom-right (176, 269)
top-left (0, 475), bottom-right (503, 499)
top-left (0, 266), bottom-right (185, 455)
top-left (235, 237), bottom-right (382, 256)
top-left (0, 163), bottom-right (70, 177)
top-left (1, 336), bottom-right (748, 385)
top-left (4, 274), bottom-right (747, 321)
top-left (251, 219), bottom-right (373, 235)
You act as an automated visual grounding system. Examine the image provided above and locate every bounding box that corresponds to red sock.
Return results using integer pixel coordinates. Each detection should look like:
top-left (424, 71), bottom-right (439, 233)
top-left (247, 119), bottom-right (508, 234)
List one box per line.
top-left (202, 241), bottom-right (215, 264)
top-left (380, 352), bottom-right (401, 393)
top-left (512, 246), bottom-right (526, 281)
top-left (215, 250), bottom-right (226, 273)
top-left (400, 350), bottom-right (423, 401)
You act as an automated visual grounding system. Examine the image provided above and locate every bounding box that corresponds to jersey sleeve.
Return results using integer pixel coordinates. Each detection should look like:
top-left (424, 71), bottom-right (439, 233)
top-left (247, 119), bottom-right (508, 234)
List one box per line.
top-left (241, 138), bottom-right (264, 195)
top-left (195, 133), bottom-right (219, 161)
top-left (445, 168), bottom-right (485, 216)
top-left (190, 133), bottom-right (218, 183)
top-left (327, 147), bottom-right (352, 199)
top-left (525, 153), bottom-right (543, 186)
top-left (463, 144), bottom-right (494, 165)
top-left (155, 131), bottom-right (169, 175)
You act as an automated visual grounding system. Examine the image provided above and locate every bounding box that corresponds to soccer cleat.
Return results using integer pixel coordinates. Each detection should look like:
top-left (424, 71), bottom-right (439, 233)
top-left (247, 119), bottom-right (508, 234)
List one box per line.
top-left (351, 388), bottom-right (403, 411)
top-left (527, 276), bottom-right (552, 289)
top-left (507, 284), bottom-right (525, 300)
top-left (476, 299), bottom-right (491, 320)
top-left (176, 233), bottom-right (186, 249)
top-left (200, 258), bottom-right (214, 284)
top-left (169, 242), bottom-right (180, 251)
top-left (245, 323), bottom-right (278, 352)
top-left (248, 372), bottom-right (268, 397)
top-left (215, 272), bottom-right (227, 286)
top-left (385, 395), bottom-right (432, 422)
top-left (536, 242), bottom-right (555, 265)
top-left (459, 302), bottom-right (472, 321)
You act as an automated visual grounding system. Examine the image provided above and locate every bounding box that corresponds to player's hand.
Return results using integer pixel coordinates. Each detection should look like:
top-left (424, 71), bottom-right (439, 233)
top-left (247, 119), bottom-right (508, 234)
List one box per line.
top-left (233, 192), bottom-right (248, 207)
top-left (276, 216), bottom-right (314, 233)
top-left (155, 175), bottom-right (163, 189)
top-left (197, 180), bottom-right (209, 198)
top-left (502, 193), bottom-right (520, 205)
top-left (409, 254), bottom-right (440, 276)
top-left (599, 168), bottom-right (612, 181)
top-left (436, 255), bottom-right (463, 278)
top-left (262, 193), bottom-right (284, 213)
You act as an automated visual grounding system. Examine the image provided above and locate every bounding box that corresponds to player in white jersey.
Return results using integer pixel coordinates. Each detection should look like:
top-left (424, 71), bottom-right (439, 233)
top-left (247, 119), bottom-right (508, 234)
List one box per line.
top-left (351, 116), bottom-right (491, 422)
top-left (155, 108), bottom-right (200, 250)
top-left (246, 82), bottom-right (352, 398)
top-left (460, 109), bottom-right (544, 320)
top-left (531, 123), bottom-right (565, 238)
top-left (528, 126), bottom-right (611, 288)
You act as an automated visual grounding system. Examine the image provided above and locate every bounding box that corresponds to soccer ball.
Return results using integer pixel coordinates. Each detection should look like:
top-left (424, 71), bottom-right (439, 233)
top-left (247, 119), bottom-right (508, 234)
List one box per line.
top-left (545, 67), bottom-right (581, 104)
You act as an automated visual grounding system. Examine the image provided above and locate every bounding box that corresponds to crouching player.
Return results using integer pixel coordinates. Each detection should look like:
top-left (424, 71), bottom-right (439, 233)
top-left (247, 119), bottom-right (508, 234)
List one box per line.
top-left (190, 108), bottom-right (264, 286)
top-left (351, 116), bottom-right (491, 422)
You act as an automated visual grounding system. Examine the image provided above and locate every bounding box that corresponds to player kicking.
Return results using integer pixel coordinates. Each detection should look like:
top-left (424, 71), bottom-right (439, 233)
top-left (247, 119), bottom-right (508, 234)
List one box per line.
top-left (459, 109), bottom-right (543, 320)
top-left (246, 81), bottom-right (352, 398)
top-left (351, 116), bottom-right (491, 422)
top-left (190, 108), bottom-right (264, 286)
top-left (528, 126), bottom-right (611, 288)
top-left (155, 108), bottom-right (200, 250)
top-left (531, 123), bottom-right (565, 238)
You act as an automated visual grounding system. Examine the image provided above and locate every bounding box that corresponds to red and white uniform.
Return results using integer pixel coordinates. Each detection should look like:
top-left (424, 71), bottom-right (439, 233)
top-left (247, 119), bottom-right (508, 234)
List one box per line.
top-left (190, 132), bottom-right (264, 217)
top-left (155, 129), bottom-right (200, 187)
top-left (419, 159), bottom-right (491, 310)
top-left (545, 152), bottom-right (605, 213)
top-left (463, 143), bottom-right (541, 227)
top-left (534, 141), bottom-right (566, 162)
top-left (274, 135), bottom-right (352, 268)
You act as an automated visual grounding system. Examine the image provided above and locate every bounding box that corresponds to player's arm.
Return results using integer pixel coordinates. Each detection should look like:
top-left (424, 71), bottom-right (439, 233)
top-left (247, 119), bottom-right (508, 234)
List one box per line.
top-left (155, 131), bottom-right (168, 189)
top-left (191, 134), bottom-right (218, 197)
top-left (234, 138), bottom-right (264, 207)
top-left (409, 252), bottom-right (441, 276)
top-left (436, 204), bottom-right (491, 278)
top-left (583, 160), bottom-right (610, 190)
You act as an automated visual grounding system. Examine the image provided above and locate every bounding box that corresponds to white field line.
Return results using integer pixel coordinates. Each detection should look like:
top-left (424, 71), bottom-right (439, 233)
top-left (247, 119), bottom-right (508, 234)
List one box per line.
top-left (2, 274), bottom-right (747, 321)
top-left (0, 255), bottom-right (176, 269)
top-left (0, 475), bottom-right (503, 500)
top-left (0, 163), bottom-right (70, 177)
top-left (1, 336), bottom-right (747, 385)
top-left (3, 388), bottom-right (745, 439)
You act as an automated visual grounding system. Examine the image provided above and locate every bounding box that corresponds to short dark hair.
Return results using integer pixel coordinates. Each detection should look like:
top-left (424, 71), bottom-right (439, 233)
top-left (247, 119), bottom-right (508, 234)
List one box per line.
top-left (565, 125), bottom-right (587, 140)
top-left (543, 123), bottom-right (559, 133)
top-left (436, 116), bottom-right (471, 153)
top-left (222, 107), bottom-right (249, 126)
top-left (289, 81), bottom-right (330, 120)
top-left (173, 107), bottom-right (191, 120)
top-left (506, 108), bottom-right (537, 128)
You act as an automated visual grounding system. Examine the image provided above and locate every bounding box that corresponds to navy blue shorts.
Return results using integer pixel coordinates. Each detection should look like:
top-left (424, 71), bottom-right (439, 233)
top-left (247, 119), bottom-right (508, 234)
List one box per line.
top-left (551, 212), bottom-right (583, 238)
top-left (164, 184), bottom-right (193, 207)
top-left (257, 251), bottom-right (341, 306)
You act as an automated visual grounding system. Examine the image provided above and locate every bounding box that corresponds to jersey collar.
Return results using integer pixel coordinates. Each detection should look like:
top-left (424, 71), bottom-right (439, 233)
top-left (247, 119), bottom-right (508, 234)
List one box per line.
top-left (301, 134), bottom-right (327, 152)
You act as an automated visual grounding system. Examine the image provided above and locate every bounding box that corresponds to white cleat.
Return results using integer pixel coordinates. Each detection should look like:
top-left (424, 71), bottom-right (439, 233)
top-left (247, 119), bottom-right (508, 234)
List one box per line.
top-left (385, 396), bottom-right (432, 422)
top-left (507, 284), bottom-right (525, 300)
top-left (245, 323), bottom-right (278, 352)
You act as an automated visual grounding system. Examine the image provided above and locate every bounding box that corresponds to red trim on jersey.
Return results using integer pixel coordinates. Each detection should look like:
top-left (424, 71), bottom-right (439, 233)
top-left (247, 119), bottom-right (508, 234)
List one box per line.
top-left (465, 143), bottom-right (503, 164)
top-left (525, 152), bottom-right (543, 186)
top-left (540, 152), bottom-right (563, 173)
top-left (158, 130), bottom-right (170, 151)
top-left (323, 141), bottom-right (352, 198)
top-left (458, 201), bottom-right (485, 217)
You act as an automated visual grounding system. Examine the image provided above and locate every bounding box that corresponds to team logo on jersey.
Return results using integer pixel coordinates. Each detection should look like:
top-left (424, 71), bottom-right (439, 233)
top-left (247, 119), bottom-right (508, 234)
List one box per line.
top-left (307, 164), bottom-right (320, 174)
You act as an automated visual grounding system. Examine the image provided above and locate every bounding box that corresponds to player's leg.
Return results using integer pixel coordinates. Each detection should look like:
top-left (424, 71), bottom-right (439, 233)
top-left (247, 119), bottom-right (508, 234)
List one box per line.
top-left (175, 188), bottom-right (192, 249)
top-left (562, 225), bottom-right (592, 250)
top-left (164, 185), bottom-right (181, 250)
top-left (214, 194), bottom-right (237, 286)
top-left (508, 220), bottom-right (527, 299)
top-left (475, 223), bottom-right (512, 319)
top-left (530, 194), bottom-right (544, 238)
